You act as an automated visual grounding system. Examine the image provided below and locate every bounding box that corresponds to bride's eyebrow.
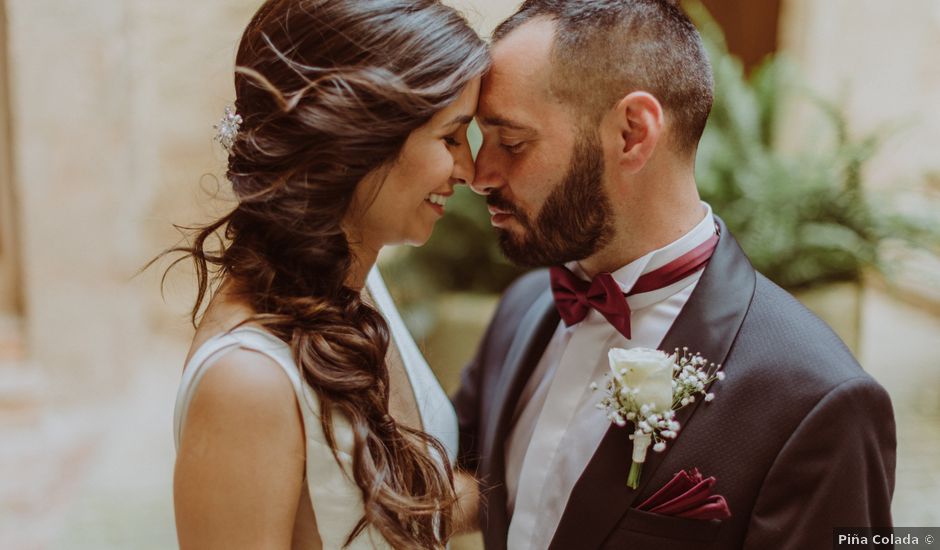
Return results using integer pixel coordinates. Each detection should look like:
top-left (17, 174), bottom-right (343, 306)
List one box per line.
top-left (443, 114), bottom-right (474, 127)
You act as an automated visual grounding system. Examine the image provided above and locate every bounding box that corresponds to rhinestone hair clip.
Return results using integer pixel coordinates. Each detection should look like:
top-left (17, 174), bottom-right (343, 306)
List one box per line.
top-left (213, 105), bottom-right (243, 153)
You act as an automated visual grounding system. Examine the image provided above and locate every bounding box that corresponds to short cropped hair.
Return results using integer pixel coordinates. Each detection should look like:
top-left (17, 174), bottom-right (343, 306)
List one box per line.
top-left (494, 0), bottom-right (714, 154)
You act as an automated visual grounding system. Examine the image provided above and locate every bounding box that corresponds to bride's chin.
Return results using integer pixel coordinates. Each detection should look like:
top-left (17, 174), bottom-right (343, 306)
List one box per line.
top-left (396, 227), bottom-right (434, 248)
top-left (409, 232), bottom-right (433, 248)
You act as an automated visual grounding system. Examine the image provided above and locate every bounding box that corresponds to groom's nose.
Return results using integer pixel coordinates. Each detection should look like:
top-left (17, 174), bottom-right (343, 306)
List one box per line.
top-left (470, 139), bottom-right (503, 196)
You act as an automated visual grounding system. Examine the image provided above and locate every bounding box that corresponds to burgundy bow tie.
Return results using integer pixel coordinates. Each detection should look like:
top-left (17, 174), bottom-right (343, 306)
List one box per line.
top-left (549, 233), bottom-right (719, 339)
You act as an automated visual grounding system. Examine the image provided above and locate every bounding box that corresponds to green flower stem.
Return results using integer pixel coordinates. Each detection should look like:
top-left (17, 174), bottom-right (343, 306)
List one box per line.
top-left (627, 460), bottom-right (643, 489)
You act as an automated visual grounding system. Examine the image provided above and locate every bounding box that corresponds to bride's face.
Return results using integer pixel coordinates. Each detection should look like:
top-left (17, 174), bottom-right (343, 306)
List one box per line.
top-left (348, 78), bottom-right (480, 249)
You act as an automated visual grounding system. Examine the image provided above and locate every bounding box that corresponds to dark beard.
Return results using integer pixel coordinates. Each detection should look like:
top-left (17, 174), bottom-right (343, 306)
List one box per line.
top-left (491, 130), bottom-right (613, 267)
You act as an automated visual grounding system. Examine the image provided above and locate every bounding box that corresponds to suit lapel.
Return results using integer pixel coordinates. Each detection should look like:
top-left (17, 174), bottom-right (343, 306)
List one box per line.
top-left (548, 218), bottom-right (756, 550)
top-left (484, 288), bottom-right (559, 457)
top-left (482, 287), bottom-right (560, 550)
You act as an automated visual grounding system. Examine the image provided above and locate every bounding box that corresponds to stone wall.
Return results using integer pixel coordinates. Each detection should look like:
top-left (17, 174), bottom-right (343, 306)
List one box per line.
top-left (3, 0), bottom-right (260, 398)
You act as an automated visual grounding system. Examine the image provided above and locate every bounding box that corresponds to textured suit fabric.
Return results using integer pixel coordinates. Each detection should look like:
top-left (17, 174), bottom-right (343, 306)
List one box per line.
top-left (453, 221), bottom-right (895, 550)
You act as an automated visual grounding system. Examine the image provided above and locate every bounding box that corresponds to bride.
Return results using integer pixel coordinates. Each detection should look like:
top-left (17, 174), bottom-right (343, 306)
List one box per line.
top-left (167, 1), bottom-right (489, 548)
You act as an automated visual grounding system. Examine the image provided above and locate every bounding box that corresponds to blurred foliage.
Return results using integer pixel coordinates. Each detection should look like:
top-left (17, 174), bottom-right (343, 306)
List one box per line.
top-left (687, 0), bottom-right (940, 289)
top-left (387, 2), bottom-right (940, 298)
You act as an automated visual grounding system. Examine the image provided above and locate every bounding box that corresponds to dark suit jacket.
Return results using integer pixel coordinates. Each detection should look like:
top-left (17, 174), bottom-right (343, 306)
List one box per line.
top-left (454, 219), bottom-right (896, 550)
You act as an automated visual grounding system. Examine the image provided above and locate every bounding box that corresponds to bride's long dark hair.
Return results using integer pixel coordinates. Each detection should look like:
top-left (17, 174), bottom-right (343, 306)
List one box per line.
top-left (163, 1), bottom-right (489, 547)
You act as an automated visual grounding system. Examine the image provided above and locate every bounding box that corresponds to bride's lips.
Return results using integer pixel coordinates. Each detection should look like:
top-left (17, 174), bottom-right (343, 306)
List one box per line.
top-left (425, 200), bottom-right (445, 216)
top-left (487, 205), bottom-right (514, 227)
top-left (425, 191), bottom-right (452, 217)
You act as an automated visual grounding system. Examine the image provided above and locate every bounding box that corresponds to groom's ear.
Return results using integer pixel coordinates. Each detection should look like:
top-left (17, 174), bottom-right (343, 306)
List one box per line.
top-left (609, 91), bottom-right (664, 175)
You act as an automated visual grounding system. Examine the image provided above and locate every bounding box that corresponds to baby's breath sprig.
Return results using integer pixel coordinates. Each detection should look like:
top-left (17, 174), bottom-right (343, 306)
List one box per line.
top-left (671, 347), bottom-right (725, 409)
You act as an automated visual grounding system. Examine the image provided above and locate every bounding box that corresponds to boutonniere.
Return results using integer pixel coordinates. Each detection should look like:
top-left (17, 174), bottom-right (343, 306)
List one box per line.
top-left (591, 347), bottom-right (725, 489)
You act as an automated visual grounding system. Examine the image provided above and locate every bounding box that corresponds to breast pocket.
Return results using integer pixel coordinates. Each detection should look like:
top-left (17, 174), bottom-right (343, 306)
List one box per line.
top-left (601, 508), bottom-right (723, 549)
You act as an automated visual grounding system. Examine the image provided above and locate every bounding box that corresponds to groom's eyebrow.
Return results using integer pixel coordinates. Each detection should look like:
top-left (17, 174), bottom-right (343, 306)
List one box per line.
top-left (478, 115), bottom-right (531, 131)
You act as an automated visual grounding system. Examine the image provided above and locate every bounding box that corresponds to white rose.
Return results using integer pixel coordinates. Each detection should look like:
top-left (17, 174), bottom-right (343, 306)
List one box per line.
top-left (608, 347), bottom-right (673, 413)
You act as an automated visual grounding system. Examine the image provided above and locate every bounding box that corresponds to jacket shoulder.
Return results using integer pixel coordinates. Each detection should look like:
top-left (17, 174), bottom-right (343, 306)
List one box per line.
top-left (735, 273), bottom-right (871, 390)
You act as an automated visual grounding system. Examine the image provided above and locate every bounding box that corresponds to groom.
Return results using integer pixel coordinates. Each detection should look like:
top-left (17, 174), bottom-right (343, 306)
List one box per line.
top-left (454, 1), bottom-right (895, 549)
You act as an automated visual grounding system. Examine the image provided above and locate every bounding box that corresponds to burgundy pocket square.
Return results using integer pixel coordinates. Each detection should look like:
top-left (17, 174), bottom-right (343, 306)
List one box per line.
top-left (637, 468), bottom-right (732, 521)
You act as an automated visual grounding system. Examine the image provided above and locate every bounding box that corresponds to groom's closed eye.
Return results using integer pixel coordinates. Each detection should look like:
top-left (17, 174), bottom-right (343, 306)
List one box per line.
top-left (500, 141), bottom-right (526, 154)
top-left (477, 116), bottom-right (535, 152)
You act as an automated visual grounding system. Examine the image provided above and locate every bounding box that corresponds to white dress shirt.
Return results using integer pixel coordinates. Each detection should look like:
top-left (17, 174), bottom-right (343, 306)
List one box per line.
top-left (505, 203), bottom-right (717, 550)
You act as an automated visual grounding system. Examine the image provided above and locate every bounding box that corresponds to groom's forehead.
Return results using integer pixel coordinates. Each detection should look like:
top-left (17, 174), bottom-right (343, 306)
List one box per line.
top-left (492, 19), bottom-right (555, 86)
top-left (480, 18), bottom-right (558, 113)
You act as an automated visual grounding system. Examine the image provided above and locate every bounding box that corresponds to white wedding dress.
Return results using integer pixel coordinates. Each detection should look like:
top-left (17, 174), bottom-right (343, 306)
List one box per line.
top-left (173, 266), bottom-right (459, 549)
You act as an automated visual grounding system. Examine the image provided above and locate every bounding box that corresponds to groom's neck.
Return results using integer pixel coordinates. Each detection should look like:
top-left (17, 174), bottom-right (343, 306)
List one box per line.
top-left (577, 177), bottom-right (704, 278)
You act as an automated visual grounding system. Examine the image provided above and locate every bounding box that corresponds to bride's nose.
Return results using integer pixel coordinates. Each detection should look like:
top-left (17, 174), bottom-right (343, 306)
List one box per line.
top-left (452, 141), bottom-right (475, 186)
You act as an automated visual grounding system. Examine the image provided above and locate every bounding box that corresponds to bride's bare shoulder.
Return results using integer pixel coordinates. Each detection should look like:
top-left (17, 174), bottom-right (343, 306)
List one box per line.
top-left (175, 347), bottom-right (306, 548)
top-left (179, 277), bottom-right (303, 451)
top-left (187, 347), bottom-right (301, 427)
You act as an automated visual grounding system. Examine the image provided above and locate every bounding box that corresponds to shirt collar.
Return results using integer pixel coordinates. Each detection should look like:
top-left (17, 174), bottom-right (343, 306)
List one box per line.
top-left (567, 202), bottom-right (716, 295)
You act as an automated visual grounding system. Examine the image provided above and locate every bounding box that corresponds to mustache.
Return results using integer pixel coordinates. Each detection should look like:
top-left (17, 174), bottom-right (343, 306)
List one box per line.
top-left (486, 191), bottom-right (518, 215)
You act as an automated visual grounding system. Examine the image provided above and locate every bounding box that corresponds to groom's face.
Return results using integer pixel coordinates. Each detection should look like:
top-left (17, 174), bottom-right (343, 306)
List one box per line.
top-left (472, 18), bottom-right (614, 267)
